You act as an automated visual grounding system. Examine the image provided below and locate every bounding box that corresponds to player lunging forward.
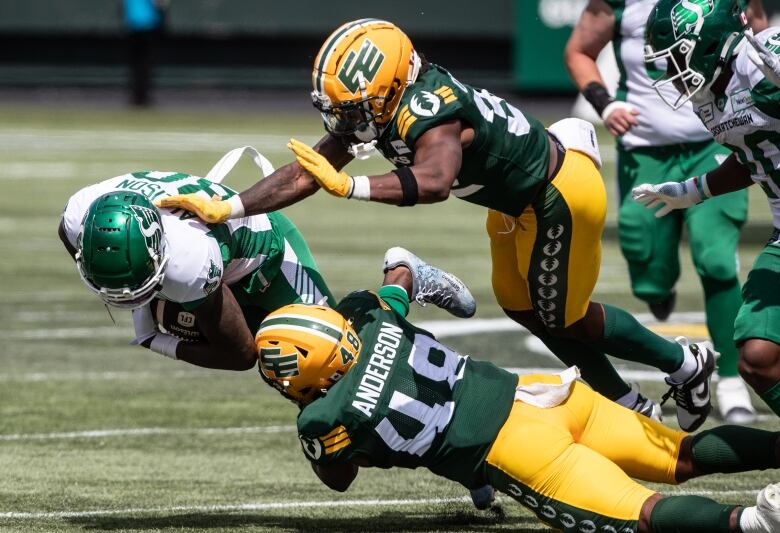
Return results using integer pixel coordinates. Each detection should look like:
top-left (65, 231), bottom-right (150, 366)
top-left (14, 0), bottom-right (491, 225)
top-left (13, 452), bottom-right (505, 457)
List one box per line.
top-left (162, 19), bottom-right (716, 431)
top-left (256, 246), bottom-right (780, 533)
top-left (636, 0), bottom-right (780, 418)
top-left (58, 148), bottom-right (334, 369)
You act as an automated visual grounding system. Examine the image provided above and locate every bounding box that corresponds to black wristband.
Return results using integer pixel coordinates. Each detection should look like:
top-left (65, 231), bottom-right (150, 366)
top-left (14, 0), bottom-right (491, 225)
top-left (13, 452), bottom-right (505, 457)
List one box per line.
top-left (393, 166), bottom-right (419, 207)
top-left (582, 81), bottom-right (614, 116)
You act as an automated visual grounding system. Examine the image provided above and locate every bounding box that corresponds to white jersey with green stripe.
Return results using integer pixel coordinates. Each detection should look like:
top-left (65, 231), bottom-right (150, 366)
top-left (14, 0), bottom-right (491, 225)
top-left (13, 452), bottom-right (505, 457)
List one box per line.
top-left (608, 0), bottom-right (713, 148)
top-left (62, 171), bottom-right (284, 307)
top-left (690, 28), bottom-right (780, 233)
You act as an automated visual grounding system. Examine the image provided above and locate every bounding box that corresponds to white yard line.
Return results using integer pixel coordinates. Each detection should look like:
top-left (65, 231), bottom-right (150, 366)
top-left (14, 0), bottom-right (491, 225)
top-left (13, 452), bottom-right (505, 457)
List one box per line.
top-left (0, 491), bottom-right (758, 520)
top-left (416, 312), bottom-right (706, 338)
top-left (0, 425), bottom-right (296, 442)
top-left (0, 370), bottom-right (205, 382)
top-left (0, 129), bottom-right (319, 158)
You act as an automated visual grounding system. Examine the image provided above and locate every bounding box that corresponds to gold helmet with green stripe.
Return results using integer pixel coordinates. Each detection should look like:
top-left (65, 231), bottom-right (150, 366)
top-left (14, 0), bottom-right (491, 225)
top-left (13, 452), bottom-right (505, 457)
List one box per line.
top-left (311, 19), bottom-right (421, 143)
top-left (256, 304), bottom-right (361, 405)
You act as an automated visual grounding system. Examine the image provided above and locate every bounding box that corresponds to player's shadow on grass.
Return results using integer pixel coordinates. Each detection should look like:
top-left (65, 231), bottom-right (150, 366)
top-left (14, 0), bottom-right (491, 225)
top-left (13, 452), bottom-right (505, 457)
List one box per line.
top-left (68, 505), bottom-right (542, 531)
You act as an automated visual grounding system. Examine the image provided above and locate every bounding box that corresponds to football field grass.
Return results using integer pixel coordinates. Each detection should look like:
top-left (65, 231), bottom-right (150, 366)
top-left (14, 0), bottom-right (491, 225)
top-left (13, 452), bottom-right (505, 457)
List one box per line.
top-left (0, 102), bottom-right (778, 532)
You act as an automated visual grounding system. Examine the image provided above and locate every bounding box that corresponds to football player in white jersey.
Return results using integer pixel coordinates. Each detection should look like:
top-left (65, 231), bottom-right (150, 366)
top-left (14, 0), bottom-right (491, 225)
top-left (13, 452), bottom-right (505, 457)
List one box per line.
top-left (636, 0), bottom-right (780, 420)
top-left (565, 0), bottom-right (766, 423)
top-left (58, 149), bottom-right (334, 370)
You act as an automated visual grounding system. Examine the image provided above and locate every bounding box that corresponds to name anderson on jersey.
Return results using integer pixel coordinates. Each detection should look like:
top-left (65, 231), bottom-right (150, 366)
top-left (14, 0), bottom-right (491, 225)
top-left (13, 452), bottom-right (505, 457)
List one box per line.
top-left (351, 322), bottom-right (404, 418)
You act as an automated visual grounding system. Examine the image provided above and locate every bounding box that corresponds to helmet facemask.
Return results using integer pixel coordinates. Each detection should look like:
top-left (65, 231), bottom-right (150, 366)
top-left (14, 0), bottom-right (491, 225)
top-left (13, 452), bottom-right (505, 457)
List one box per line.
top-left (645, 38), bottom-right (707, 109)
top-left (76, 244), bottom-right (169, 309)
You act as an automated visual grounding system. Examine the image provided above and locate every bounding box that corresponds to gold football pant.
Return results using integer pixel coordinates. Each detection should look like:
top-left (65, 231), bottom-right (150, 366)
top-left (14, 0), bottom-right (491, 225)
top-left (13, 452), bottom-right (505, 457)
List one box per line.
top-left (485, 376), bottom-right (686, 532)
top-left (488, 150), bottom-right (606, 328)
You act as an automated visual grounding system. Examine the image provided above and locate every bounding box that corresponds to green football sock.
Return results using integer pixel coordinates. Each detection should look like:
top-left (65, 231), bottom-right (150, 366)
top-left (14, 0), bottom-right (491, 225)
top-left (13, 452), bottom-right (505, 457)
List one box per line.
top-left (535, 331), bottom-right (632, 400)
top-left (691, 425), bottom-right (779, 474)
top-left (593, 304), bottom-right (684, 374)
top-left (701, 277), bottom-right (742, 377)
top-left (649, 495), bottom-right (735, 533)
top-left (760, 381), bottom-right (780, 417)
top-left (377, 285), bottom-right (410, 317)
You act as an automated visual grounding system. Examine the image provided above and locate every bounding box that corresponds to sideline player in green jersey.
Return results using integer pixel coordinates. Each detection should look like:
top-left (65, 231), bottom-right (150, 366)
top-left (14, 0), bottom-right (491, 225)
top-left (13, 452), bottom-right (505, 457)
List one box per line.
top-left (58, 147), bottom-right (334, 370)
top-left (255, 246), bottom-right (780, 533)
top-left (636, 0), bottom-right (780, 419)
top-left (159, 19), bottom-right (718, 433)
top-left (565, 0), bottom-right (767, 423)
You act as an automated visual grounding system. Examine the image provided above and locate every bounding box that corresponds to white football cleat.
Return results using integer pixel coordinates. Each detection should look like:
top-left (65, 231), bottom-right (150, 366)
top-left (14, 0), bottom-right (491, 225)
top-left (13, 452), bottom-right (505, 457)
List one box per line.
top-left (383, 247), bottom-right (476, 318)
top-left (756, 483), bottom-right (780, 531)
top-left (662, 337), bottom-right (715, 431)
top-left (717, 376), bottom-right (757, 424)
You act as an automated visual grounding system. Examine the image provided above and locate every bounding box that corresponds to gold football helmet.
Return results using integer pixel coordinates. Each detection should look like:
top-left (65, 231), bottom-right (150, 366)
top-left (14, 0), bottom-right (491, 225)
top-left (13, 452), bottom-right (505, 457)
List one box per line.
top-left (311, 19), bottom-right (421, 143)
top-left (256, 304), bottom-right (362, 405)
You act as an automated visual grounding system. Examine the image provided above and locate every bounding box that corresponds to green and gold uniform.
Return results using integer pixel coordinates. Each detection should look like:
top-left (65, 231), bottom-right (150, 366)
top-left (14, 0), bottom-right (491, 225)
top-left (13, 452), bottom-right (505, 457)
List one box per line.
top-left (297, 290), bottom-right (687, 532)
top-left (373, 64), bottom-right (605, 330)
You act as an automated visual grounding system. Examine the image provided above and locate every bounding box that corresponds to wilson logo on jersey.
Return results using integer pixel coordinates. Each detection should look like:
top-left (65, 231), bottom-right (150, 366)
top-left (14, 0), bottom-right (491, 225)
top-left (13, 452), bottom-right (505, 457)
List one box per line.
top-left (259, 347), bottom-right (300, 378)
top-left (671, 0), bottom-right (713, 39)
top-left (129, 205), bottom-right (162, 255)
top-left (337, 38), bottom-right (385, 94)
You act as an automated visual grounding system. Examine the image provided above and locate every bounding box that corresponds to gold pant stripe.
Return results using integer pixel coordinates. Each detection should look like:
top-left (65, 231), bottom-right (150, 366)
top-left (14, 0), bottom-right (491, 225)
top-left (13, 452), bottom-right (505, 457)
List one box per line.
top-left (488, 150), bottom-right (607, 327)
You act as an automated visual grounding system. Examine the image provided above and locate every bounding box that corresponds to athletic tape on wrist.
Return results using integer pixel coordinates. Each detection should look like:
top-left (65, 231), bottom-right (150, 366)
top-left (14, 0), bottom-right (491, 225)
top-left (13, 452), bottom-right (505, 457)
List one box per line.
top-left (582, 81), bottom-right (613, 115)
top-left (393, 167), bottom-right (419, 206)
top-left (349, 175), bottom-right (371, 200)
top-left (600, 101), bottom-right (635, 121)
top-left (228, 195), bottom-right (245, 218)
top-left (150, 333), bottom-right (180, 359)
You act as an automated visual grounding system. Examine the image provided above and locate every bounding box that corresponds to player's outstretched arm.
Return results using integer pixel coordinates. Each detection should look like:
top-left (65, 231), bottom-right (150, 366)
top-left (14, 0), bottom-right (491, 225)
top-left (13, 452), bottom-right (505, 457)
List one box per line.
top-left (178, 284), bottom-right (258, 370)
top-left (155, 134), bottom-right (353, 222)
top-left (289, 120), bottom-right (463, 205)
top-left (632, 154), bottom-right (753, 217)
top-left (137, 284), bottom-right (258, 370)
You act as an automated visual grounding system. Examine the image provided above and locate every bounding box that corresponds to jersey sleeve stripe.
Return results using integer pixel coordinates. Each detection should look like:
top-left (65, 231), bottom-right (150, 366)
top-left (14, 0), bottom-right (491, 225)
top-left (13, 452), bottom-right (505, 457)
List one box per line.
top-left (324, 437), bottom-right (351, 455)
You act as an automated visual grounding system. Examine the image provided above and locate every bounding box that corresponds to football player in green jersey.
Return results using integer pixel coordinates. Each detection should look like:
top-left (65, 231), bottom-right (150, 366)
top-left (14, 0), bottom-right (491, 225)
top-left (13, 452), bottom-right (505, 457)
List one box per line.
top-left (58, 148), bottom-right (334, 370)
top-left (255, 246), bottom-right (780, 533)
top-left (159, 19), bottom-right (723, 434)
top-left (636, 0), bottom-right (780, 419)
top-left (565, 0), bottom-right (766, 423)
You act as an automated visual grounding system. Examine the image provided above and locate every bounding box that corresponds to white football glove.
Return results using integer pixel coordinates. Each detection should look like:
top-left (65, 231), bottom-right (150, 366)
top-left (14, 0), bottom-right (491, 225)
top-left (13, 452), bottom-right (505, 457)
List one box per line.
top-left (632, 177), bottom-right (707, 217)
top-left (746, 32), bottom-right (780, 89)
top-left (131, 303), bottom-right (179, 359)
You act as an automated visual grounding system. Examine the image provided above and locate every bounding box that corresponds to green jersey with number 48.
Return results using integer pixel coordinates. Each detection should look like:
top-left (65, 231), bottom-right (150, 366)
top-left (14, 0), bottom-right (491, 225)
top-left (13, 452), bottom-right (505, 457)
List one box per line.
top-left (372, 64), bottom-right (550, 217)
top-left (296, 291), bottom-right (517, 488)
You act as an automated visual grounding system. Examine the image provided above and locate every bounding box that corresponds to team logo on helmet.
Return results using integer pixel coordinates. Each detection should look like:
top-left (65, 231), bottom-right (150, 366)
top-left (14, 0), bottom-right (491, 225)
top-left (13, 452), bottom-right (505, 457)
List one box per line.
top-left (259, 347), bottom-right (300, 378)
top-left (129, 204), bottom-right (163, 255)
top-left (671, 0), bottom-right (714, 39)
top-left (337, 38), bottom-right (386, 94)
top-left (410, 91), bottom-right (441, 117)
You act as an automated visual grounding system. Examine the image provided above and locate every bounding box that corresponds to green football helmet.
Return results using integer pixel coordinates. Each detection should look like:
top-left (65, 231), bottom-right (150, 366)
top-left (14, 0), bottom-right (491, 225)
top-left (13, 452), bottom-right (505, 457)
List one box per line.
top-left (76, 191), bottom-right (169, 309)
top-left (644, 0), bottom-right (748, 109)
